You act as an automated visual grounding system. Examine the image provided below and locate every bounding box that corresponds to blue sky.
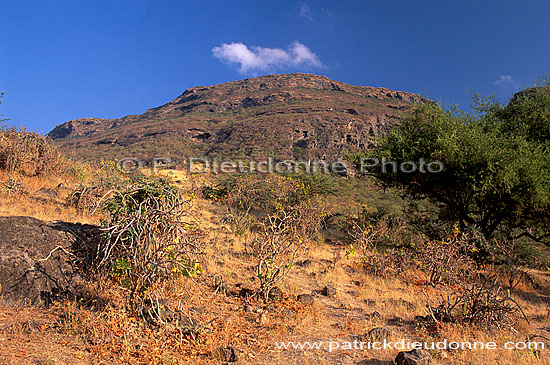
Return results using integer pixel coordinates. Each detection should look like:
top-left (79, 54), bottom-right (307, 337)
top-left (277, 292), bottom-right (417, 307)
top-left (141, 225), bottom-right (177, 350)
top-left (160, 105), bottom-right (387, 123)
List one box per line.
top-left (1, 0), bottom-right (549, 133)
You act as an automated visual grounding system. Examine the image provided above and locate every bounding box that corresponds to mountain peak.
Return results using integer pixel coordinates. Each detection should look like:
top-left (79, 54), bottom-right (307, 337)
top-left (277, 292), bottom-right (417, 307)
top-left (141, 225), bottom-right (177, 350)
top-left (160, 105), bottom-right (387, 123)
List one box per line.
top-left (48, 74), bottom-right (422, 162)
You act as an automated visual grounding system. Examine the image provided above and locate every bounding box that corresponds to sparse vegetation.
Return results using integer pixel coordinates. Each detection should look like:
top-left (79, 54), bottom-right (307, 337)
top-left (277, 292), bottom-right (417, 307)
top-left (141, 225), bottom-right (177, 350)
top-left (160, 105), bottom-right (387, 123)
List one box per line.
top-left (425, 269), bottom-right (529, 328)
top-left (207, 174), bottom-right (326, 300)
top-left (0, 123), bottom-right (65, 176)
top-left (96, 176), bottom-right (205, 311)
top-left (2, 78), bottom-right (550, 364)
top-left (416, 228), bottom-right (476, 286)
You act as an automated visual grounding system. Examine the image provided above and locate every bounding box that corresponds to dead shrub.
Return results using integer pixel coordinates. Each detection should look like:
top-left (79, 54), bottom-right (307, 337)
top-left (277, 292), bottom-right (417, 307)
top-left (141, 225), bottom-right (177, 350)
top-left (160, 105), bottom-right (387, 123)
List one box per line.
top-left (0, 124), bottom-right (65, 176)
top-left (66, 184), bottom-right (113, 214)
top-left (343, 207), bottom-right (412, 277)
top-left (66, 159), bottom-right (125, 214)
top-left (214, 174), bottom-right (317, 221)
top-left (359, 247), bottom-right (410, 277)
top-left (425, 269), bottom-right (529, 328)
top-left (0, 176), bottom-right (26, 196)
top-left (95, 176), bottom-right (204, 312)
top-left (494, 237), bottom-right (534, 291)
top-left (215, 174), bottom-right (326, 300)
top-left (416, 228), bottom-right (476, 286)
top-left (248, 199), bottom-right (324, 301)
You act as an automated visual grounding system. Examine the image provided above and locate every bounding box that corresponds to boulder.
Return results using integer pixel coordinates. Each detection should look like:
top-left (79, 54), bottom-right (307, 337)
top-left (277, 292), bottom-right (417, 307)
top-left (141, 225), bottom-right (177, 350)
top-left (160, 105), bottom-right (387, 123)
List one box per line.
top-left (35, 187), bottom-right (58, 199)
top-left (0, 216), bottom-right (98, 307)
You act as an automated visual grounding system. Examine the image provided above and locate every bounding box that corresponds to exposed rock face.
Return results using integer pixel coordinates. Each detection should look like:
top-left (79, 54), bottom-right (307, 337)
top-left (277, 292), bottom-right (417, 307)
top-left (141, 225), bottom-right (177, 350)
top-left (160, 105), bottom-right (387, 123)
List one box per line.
top-left (48, 73), bottom-right (424, 162)
top-left (48, 117), bottom-right (115, 139)
top-left (0, 216), bottom-right (98, 307)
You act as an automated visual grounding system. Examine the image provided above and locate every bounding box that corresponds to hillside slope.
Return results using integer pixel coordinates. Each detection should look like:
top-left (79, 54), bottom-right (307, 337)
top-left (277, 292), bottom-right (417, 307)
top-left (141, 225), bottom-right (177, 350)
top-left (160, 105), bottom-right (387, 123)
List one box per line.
top-left (48, 73), bottom-right (423, 162)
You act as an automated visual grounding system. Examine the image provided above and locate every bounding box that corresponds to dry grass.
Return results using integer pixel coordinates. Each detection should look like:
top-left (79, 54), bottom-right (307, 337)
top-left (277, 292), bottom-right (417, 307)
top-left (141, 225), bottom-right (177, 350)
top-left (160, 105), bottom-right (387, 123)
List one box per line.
top-left (1, 168), bottom-right (549, 364)
top-left (0, 171), bottom-right (100, 224)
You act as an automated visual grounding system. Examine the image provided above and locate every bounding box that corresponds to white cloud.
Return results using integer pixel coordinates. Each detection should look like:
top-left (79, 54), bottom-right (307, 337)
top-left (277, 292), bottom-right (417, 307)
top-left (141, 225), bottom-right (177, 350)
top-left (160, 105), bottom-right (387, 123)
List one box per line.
top-left (494, 75), bottom-right (516, 86)
top-left (296, 2), bottom-right (313, 20)
top-left (212, 41), bottom-right (324, 74)
top-left (321, 8), bottom-right (334, 17)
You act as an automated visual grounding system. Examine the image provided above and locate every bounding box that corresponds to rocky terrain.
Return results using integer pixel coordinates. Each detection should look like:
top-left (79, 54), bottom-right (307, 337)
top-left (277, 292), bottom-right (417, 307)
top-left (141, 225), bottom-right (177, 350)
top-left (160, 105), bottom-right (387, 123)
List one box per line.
top-left (0, 216), bottom-right (98, 307)
top-left (48, 73), bottom-right (424, 163)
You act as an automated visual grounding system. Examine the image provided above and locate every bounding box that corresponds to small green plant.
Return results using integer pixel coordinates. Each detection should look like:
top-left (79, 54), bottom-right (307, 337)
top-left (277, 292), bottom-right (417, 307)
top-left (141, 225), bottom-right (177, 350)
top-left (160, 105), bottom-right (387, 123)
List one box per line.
top-left (0, 176), bottom-right (25, 196)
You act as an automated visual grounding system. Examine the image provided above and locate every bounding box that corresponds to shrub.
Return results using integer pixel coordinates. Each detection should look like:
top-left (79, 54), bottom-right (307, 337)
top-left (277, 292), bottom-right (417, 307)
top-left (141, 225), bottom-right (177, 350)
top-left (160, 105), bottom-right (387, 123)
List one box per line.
top-left (416, 228), bottom-right (477, 286)
top-left (426, 269), bottom-right (528, 328)
top-left (95, 176), bottom-right (204, 311)
top-left (360, 247), bottom-right (410, 277)
top-left (249, 201), bottom-right (323, 301)
top-left (342, 206), bottom-right (391, 249)
top-left (66, 159), bottom-right (126, 214)
top-left (0, 176), bottom-right (25, 196)
top-left (494, 237), bottom-right (538, 291)
top-left (342, 206), bottom-right (413, 277)
top-left (213, 173), bottom-right (326, 300)
top-left (0, 124), bottom-right (65, 176)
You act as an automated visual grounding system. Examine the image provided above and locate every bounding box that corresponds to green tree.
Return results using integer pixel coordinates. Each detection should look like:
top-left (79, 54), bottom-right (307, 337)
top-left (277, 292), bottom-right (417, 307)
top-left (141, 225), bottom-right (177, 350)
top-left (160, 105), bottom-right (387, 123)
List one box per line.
top-left (348, 80), bottom-right (550, 248)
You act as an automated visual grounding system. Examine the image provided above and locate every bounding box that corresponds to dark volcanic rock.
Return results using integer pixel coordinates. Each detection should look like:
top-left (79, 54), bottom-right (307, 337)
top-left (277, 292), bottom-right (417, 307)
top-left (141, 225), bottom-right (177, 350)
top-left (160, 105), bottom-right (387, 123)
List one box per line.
top-left (239, 287), bottom-right (254, 298)
top-left (297, 293), bottom-right (314, 305)
top-left (268, 286), bottom-right (283, 301)
top-left (0, 216), bottom-right (99, 307)
top-left (321, 284), bottom-right (337, 297)
top-left (214, 346), bottom-right (238, 362)
top-left (48, 73), bottom-right (425, 163)
top-left (35, 187), bottom-right (58, 199)
top-left (395, 349), bottom-right (432, 364)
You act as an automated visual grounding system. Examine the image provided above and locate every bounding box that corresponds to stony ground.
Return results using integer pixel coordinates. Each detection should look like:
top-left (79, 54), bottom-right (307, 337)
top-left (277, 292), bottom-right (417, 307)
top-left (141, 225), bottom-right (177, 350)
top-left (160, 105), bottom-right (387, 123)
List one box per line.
top-left (1, 170), bottom-right (550, 364)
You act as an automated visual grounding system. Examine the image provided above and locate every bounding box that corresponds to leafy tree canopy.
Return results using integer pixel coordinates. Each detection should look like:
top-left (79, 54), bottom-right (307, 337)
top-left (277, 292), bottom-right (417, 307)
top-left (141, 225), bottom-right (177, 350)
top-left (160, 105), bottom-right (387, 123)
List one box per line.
top-left (348, 77), bottom-right (550, 247)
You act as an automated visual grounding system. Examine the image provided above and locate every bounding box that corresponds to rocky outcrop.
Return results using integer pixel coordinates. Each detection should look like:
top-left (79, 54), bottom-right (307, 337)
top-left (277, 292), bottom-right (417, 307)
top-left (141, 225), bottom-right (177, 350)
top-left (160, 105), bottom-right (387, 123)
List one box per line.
top-left (48, 117), bottom-right (115, 139)
top-left (0, 216), bottom-right (99, 307)
top-left (48, 73), bottom-right (425, 162)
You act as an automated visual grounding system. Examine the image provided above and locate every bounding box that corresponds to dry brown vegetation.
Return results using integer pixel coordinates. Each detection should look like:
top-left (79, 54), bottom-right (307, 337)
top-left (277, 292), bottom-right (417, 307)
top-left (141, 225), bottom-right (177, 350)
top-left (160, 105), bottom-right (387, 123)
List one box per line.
top-left (1, 129), bottom-right (550, 364)
top-left (0, 169), bottom-right (549, 364)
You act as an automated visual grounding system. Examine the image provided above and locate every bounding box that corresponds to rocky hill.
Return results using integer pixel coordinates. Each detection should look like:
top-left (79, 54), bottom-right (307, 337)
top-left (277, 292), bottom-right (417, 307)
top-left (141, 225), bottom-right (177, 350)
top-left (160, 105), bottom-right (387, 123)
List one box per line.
top-left (48, 73), bottom-right (424, 163)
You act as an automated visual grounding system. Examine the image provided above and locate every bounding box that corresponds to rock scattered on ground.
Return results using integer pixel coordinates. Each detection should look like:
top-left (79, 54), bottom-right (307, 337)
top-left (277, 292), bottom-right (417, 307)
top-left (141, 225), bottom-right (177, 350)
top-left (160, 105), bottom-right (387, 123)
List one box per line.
top-left (395, 348), bottom-right (432, 365)
top-left (214, 346), bottom-right (239, 362)
top-left (297, 293), bottom-right (314, 305)
top-left (321, 284), bottom-right (336, 297)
